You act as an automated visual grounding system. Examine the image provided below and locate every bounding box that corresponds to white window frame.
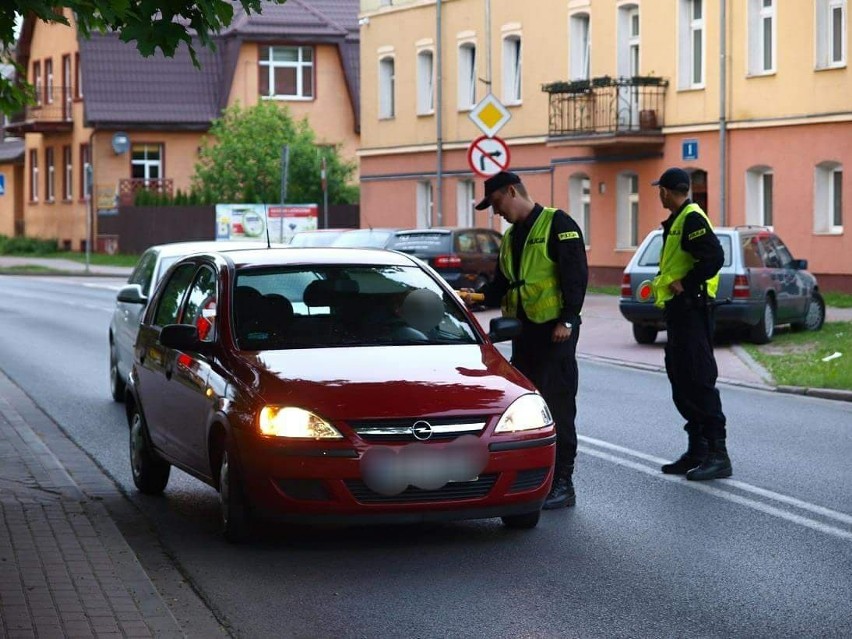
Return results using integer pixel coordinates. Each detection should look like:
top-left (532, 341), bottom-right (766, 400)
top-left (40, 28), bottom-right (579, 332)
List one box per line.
top-left (816, 0), bottom-right (847, 68)
top-left (814, 162), bottom-right (844, 233)
top-left (30, 149), bottom-right (39, 202)
top-left (417, 181), bottom-right (433, 228)
top-left (570, 13), bottom-right (591, 80)
top-left (679, 0), bottom-right (705, 88)
top-left (131, 144), bottom-right (162, 181)
top-left (259, 46), bottom-right (314, 100)
top-left (46, 147), bottom-right (55, 202)
top-left (456, 179), bottom-right (475, 227)
top-left (617, 172), bottom-right (640, 249)
top-left (457, 42), bottom-right (477, 111)
top-left (45, 58), bottom-right (54, 104)
top-left (745, 166), bottom-right (774, 227)
top-left (417, 49), bottom-right (435, 115)
top-left (379, 56), bottom-right (396, 119)
top-left (502, 35), bottom-right (522, 104)
top-left (748, 0), bottom-right (776, 75)
top-left (63, 145), bottom-right (73, 201)
top-left (568, 173), bottom-right (591, 247)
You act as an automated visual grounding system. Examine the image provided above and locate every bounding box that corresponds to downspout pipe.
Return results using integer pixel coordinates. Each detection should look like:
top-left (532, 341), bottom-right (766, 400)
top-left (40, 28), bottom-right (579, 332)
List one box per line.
top-left (719, 0), bottom-right (728, 225)
top-left (435, 0), bottom-right (443, 227)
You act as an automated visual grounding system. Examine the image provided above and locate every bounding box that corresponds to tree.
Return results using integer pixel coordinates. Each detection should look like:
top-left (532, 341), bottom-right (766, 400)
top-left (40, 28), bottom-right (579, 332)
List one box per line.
top-left (1, 0), bottom-right (285, 115)
top-left (192, 102), bottom-right (358, 206)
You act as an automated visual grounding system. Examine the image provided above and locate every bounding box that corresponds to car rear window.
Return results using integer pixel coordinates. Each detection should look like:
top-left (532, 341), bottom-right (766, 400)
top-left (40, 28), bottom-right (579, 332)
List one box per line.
top-left (387, 233), bottom-right (451, 253)
top-left (637, 233), bottom-right (733, 267)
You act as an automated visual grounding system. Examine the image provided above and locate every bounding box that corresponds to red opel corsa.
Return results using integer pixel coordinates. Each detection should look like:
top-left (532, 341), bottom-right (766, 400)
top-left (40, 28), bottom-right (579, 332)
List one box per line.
top-left (126, 247), bottom-right (555, 541)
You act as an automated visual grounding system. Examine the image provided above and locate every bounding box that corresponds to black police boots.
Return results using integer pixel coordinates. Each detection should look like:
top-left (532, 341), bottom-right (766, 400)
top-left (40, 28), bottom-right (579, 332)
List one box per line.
top-left (543, 464), bottom-right (575, 510)
top-left (661, 432), bottom-right (708, 475)
top-left (686, 438), bottom-right (733, 481)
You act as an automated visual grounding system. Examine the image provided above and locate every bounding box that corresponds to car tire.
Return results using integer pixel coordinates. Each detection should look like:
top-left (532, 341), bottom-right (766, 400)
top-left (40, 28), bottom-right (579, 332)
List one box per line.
top-left (501, 510), bottom-right (541, 529)
top-left (749, 299), bottom-right (776, 344)
top-left (632, 324), bottom-right (658, 345)
top-left (219, 440), bottom-right (252, 543)
top-left (109, 340), bottom-right (126, 403)
top-left (129, 406), bottom-right (170, 495)
top-left (792, 292), bottom-right (826, 332)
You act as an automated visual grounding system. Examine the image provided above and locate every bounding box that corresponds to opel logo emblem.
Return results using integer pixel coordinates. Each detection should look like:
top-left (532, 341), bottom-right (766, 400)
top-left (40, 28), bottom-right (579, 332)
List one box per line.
top-left (411, 420), bottom-right (433, 441)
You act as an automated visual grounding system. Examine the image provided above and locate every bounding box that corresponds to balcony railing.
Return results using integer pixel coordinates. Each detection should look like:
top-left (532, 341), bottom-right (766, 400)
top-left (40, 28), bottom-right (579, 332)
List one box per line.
top-left (542, 76), bottom-right (668, 140)
top-left (118, 178), bottom-right (174, 206)
top-left (5, 86), bottom-right (74, 134)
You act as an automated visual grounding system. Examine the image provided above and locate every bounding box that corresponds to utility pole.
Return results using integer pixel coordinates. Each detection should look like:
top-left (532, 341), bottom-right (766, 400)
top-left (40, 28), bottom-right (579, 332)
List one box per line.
top-left (719, 0), bottom-right (728, 225)
top-left (321, 155), bottom-right (329, 230)
top-left (280, 144), bottom-right (290, 206)
top-left (435, 0), bottom-right (444, 227)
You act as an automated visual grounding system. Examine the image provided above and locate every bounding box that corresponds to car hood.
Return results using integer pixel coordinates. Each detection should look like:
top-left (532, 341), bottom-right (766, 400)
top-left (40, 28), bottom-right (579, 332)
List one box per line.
top-left (233, 344), bottom-right (534, 420)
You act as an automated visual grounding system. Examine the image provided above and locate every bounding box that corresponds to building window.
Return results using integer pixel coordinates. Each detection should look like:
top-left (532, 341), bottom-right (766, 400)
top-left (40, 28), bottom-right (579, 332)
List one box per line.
top-left (79, 144), bottom-right (90, 199)
top-left (570, 13), bottom-right (591, 80)
top-left (457, 179), bottom-right (475, 227)
top-left (815, 162), bottom-right (843, 232)
top-left (458, 43), bottom-right (476, 110)
top-left (75, 52), bottom-right (83, 98)
top-left (258, 46), bottom-right (314, 99)
top-left (29, 149), bottom-right (39, 202)
top-left (680, 0), bottom-right (705, 87)
top-left (33, 61), bottom-right (42, 106)
top-left (817, 0), bottom-right (847, 68)
top-left (417, 49), bottom-right (435, 115)
top-left (131, 144), bottom-right (162, 181)
top-left (45, 58), bottom-right (54, 104)
top-left (746, 167), bottom-right (774, 226)
top-left (568, 174), bottom-right (591, 246)
top-left (502, 35), bottom-right (522, 104)
top-left (62, 54), bottom-right (72, 119)
top-left (63, 145), bottom-right (72, 200)
top-left (379, 56), bottom-right (395, 119)
top-left (417, 181), bottom-right (433, 228)
top-left (617, 173), bottom-right (639, 249)
top-left (748, 0), bottom-right (775, 74)
top-left (44, 147), bottom-right (55, 202)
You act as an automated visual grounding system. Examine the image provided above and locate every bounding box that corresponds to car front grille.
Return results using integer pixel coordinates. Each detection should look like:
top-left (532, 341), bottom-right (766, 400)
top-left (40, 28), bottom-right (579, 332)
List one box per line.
top-left (508, 467), bottom-right (550, 493)
top-left (345, 474), bottom-right (498, 503)
top-left (348, 417), bottom-right (489, 442)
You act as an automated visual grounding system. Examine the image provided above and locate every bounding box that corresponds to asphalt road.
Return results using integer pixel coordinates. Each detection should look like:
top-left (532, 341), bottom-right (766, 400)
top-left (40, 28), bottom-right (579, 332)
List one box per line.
top-left (1, 275), bottom-right (850, 639)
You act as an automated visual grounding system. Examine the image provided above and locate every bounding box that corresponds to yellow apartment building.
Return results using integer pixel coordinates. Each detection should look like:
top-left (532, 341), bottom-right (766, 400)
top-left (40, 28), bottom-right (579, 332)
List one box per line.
top-left (3, 1), bottom-right (360, 251)
top-left (358, 0), bottom-right (852, 290)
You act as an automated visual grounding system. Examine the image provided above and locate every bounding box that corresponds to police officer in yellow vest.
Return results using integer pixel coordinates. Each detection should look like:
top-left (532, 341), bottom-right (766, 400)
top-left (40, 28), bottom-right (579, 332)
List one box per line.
top-left (652, 167), bottom-right (732, 481)
top-left (473, 171), bottom-right (588, 509)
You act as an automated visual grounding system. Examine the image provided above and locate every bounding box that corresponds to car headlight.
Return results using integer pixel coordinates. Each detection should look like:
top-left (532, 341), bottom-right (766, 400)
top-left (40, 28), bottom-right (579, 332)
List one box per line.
top-left (258, 406), bottom-right (343, 439)
top-left (494, 394), bottom-right (554, 433)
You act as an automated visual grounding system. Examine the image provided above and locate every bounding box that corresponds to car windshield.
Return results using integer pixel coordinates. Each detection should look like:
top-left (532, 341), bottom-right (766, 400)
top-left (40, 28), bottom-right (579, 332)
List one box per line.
top-left (387, 233), bottom-right (450, 254)
top-left (232, 264), bottom-right (479, 350)
top-left (637, 233), bottom-right (733, 267)
top-left (331, 230), bottom-right (394, 248)
top-left (289, 232), bottom-right (344, 247)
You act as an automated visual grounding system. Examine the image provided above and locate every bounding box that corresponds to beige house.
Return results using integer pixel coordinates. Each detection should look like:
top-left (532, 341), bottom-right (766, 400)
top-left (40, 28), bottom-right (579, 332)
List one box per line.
top-left (4, 1), bottom-right (360, 251)
top-left (358, 0), bottom-right (852, 291)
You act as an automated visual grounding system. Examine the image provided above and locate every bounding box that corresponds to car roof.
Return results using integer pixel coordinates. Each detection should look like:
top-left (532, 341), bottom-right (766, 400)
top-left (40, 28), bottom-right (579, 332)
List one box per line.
top-left (151, 240), bottom-right (273, 257)
top-left (198, 247), bottom-right (420, 269)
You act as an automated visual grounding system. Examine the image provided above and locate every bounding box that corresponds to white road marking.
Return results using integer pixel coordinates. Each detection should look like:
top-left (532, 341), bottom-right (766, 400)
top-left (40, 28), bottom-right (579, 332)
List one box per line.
top-left (579, 434), bottom-right (852, 541)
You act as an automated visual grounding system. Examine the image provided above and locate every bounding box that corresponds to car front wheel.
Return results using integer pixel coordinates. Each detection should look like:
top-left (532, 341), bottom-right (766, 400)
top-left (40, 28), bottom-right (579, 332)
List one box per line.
top-left (501, 510), bottom-right (541, 529)
top-left (632, 324), bottom-right (658, 344)
top-left (219, 442), bottom-right (252, 543)
top-left (109, 340), bottom-right (126, 403)
top-left (749, 299), bottom-right (776, 344)
top-left (129, 407), bottom-right (170, 494)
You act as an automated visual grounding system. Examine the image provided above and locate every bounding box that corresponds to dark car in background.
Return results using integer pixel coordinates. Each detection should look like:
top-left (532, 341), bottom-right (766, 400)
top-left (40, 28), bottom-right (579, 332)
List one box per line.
top-left (125, 247), bottom-right (555, 541)
top-left (386, 227), bottom-right (503, 291)
top-left (330, 227), bottom-right (400, 249)
top-left (619, 226), bottom-right (826, 344)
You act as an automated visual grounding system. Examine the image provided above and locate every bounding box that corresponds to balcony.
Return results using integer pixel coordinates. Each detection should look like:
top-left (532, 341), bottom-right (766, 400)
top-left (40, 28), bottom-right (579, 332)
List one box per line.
top-left (118, 178), bottom-right (174, 206)
top-left (542, 76), bottom-right (668, 148)
top-left (4, 86), bottom-right (74, 134)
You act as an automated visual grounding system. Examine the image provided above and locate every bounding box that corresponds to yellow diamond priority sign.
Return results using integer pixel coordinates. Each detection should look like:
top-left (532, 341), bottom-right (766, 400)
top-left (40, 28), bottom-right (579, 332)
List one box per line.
top-left (469, 94), bottom-right (511, 138)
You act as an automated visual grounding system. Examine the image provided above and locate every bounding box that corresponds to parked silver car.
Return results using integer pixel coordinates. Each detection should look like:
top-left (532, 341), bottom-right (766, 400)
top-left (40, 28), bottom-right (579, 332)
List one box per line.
top-left (619, 226), bottom-right (826, 344)
top-left (109, 240), bottom-right (277, 401)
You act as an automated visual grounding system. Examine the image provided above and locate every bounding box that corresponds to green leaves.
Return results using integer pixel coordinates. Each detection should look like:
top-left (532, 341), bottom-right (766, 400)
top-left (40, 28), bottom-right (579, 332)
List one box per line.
top-left (1, 0), bottom-right (285, 114)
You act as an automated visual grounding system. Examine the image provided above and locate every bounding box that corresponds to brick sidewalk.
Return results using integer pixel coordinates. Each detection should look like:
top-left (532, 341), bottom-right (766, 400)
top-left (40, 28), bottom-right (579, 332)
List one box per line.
top-left (0, 370), bottom-right (225, 638)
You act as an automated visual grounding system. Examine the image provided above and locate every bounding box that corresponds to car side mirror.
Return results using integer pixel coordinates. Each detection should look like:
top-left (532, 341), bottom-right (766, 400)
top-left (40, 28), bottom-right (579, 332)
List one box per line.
top-left (489, 317), bottom-right (522, 342)
top-left (791, 258), bottom-right (808, 270)
top-left (117, 284), bottom-right (147, 305)
top-left (159, 324), bottom-right (207, 352)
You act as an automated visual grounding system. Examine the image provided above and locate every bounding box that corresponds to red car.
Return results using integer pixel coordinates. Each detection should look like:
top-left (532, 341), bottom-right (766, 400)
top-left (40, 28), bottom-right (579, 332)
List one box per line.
top-left (126, 247), bottom-right (555, 541)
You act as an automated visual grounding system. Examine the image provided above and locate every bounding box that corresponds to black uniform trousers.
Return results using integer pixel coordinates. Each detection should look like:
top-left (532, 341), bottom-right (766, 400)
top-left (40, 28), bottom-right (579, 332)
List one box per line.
top-left (510, 319), bottom-right (579, 474)
top-left (663, 296), bottom-right (727, 441)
